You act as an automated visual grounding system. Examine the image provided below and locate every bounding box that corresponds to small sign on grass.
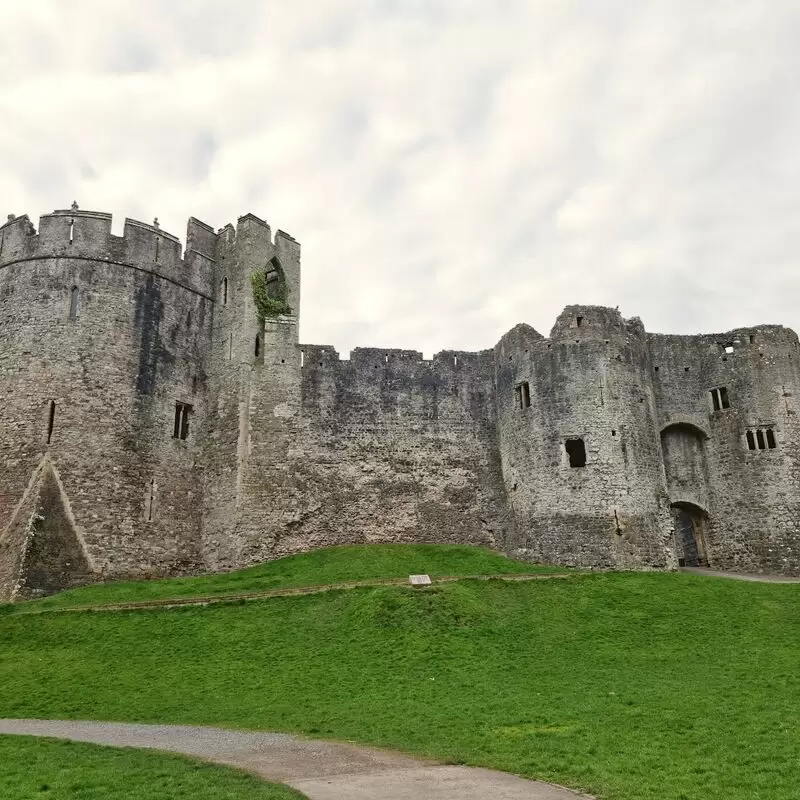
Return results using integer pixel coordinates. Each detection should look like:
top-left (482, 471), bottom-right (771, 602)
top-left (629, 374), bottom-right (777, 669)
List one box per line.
top-left (409, 574), bottom-right (432, 587)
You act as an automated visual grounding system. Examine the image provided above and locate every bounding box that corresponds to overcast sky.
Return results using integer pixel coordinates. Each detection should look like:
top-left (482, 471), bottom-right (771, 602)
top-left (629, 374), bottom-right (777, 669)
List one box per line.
top-left (1, 1), bottom-right (799, 356)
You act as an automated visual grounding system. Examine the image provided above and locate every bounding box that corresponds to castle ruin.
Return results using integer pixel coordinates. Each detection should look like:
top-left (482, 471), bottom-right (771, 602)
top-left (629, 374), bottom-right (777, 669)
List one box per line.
top-left (1, 206), bottom-right (798, 600)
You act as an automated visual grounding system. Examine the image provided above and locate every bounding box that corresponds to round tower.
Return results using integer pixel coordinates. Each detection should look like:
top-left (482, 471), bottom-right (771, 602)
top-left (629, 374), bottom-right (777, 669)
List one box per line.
top-left (495, 305), bottom-right (673, 569)
top-left (0, 207), bottom-right (217, 599)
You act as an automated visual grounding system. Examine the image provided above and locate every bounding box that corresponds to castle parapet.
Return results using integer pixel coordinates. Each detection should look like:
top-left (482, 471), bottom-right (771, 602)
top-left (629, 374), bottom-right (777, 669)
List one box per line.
top-left (0, 208), bottom-right (218, 298)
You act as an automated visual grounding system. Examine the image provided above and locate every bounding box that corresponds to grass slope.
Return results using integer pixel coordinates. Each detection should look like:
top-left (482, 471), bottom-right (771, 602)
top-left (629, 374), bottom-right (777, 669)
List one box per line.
top-left (8, 544), bottom-right (559, 612)
top-left (0, 736), bottom-right (304, 800)
top-left (0, 565), bottom-right (798, 798)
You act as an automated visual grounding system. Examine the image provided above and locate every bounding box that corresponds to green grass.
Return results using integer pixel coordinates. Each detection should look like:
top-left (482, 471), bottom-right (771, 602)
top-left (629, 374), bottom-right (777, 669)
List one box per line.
top-left (0, 736), bottom-right (304, 800)
top-left (5, 544), bottom-right (560, 612)
top-left (1, 568), bottom-right (798, 799)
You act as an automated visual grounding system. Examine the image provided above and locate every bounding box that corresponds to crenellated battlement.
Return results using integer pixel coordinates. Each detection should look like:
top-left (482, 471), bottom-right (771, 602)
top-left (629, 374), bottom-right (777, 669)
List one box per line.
top-left (0, 207), bottom-right (221, 297)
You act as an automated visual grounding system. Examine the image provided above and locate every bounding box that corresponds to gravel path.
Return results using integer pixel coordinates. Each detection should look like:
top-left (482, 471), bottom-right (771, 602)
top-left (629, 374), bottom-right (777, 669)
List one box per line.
top-left (681, 567), bottom-right (800, 583)
top-left (0, 719), bottom-right (592, 800)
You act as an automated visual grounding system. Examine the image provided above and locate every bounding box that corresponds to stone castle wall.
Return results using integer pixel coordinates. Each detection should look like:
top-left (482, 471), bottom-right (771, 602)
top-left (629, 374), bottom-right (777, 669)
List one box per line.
top-left (0, 209), bottom-right (216, 599)
top-left (1, 204), bottom-right (798, 600)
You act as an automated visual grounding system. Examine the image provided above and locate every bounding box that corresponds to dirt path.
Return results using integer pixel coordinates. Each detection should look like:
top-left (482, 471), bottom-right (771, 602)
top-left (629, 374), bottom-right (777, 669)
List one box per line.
top-left (0, 719), bottom-right (592, 800)
top-left (11, 572), bottom-right (573, 615)
top-left (681, 566), bottom-right (800, 583)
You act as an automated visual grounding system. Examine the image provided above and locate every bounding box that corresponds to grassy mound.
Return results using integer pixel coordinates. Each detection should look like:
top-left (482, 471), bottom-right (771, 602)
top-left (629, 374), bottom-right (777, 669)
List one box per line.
top-left (0, 736), bottom-right (304, 800)
top-left (8, 544), bottom-right (559, 612)
top-left (0, 569), bottom-right (798, 798)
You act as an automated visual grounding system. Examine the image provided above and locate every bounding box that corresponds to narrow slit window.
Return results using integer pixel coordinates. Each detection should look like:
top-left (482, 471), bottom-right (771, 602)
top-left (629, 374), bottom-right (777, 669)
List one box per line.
top-left (69, 286), bottom-right (79, 320)
top-left (172, 402), bottom-right (192, 441)
top-left (222, 277), bottom-right (228, 305)
top-left (756, 429), bottom-right (766, 450)
top-left (154, 236), bottom-right (160, 263)
top-left (515, 381), bottom-right (531, 410)
top-left (565, 438), bottom-right (586, 468)
top-left (300, 350), bottom-right (305, 368)
top-left (746, 430), bottom-right (756, 450)
top-left (68, 219), bottom-right (74, 244)
top-left (146, 478), bottom-right (156, 522)
top-left (254, 334), bottom-right (261, 358)
top-left (46, 401), bottom-right (56, 444)
top-left (766, 428), bottom-right (777, 449)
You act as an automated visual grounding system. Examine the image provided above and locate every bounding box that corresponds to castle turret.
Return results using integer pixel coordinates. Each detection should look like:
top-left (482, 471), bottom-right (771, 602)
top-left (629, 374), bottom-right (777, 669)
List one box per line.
top-left (0, 207), bottom-right (216, 599)
top-left (495, 306), bottom-right (673, 569)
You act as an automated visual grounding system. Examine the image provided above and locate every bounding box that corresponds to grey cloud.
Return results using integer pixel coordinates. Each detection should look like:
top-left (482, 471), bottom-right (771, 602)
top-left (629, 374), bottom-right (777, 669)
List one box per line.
top-left (2, 2), bottom-right (800, 355)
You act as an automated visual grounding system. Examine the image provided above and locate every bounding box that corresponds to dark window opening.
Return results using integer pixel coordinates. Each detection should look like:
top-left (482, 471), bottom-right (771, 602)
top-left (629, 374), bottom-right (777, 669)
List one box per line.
top-left (154, 236), bottom-right (160, 263)
top-left (514, 381), bottom-right (531, 410)
top-left (747, 426), bottom-right (778, 452)
top-left (576, 316), bottom-right (584, 327)
top-left (749, 334), bottom-right (756, 344)
top-left (684, 366), bottom-right (690, 372)
top-left (191, 375), bottom-right (197, 394)
top-left (146, 478), bottom-right (156, 522)
top-left (69, 286), bottom-right (79, 320)
top-left (654, 366), bottom-right (660, 372)
top-left (222, 277), bottom-right (228, 305)
top-left (46, 401), bottom-right (56, 444)
top-left (173, 402), bottom-right (192, 441)
top-left (565, 438), bottom-right (586, 468)
top-left (710, 387), bottom-right (730, 411)
top-left (254, 334), bottom-right (261, 358)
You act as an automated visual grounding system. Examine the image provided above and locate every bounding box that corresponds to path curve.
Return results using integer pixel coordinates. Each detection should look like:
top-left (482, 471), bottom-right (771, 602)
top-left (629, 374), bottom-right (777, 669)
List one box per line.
top-left (0, 719), bottom-right (593, 800)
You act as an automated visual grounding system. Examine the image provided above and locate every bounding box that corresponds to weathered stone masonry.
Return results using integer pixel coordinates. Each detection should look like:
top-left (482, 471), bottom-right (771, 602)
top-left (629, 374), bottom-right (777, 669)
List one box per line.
top-left (1, 206), bottom-right (798, 600)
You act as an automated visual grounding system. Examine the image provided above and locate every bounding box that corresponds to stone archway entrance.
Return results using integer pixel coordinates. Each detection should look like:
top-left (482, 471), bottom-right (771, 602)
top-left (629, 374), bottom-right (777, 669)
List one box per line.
top-left (671, 503), bottom-right (708, 567)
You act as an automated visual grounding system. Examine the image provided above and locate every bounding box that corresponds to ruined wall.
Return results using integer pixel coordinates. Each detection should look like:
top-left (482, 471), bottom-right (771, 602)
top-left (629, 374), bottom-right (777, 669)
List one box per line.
top-left (200, 214), bottom-right (305, 570)
top-left (0, 209), bottom-right (214, 599)
top-left (496, 307), bottom-right (674, 570)
top-left (649, 326), bottom-right (800, 574)
top-left (4, 204), bottom-right (800, 596)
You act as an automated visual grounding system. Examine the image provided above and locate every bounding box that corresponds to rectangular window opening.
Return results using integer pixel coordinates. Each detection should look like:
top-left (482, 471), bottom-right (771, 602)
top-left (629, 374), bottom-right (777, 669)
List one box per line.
top-left (766, 428), bottom-right (777, 449)
top-left (710, 387), bottom-right (730, 411)
top-left (173, 402), bottom-right (192, 441)
top-left (515, 381), bottom-right (531, 410)
top-left (746, 430), bottom-right (756, 450)
top-left (576, 316), bottom-right (584, 328)
top-left (565, 438), bottom-right (586, 468)
top-left (756, 429), bottom-right (766, 450)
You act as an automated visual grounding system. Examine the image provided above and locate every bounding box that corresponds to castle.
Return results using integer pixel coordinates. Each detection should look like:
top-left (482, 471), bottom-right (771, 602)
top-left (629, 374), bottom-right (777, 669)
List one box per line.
top-left (1, 206), bottom-right (798, 601)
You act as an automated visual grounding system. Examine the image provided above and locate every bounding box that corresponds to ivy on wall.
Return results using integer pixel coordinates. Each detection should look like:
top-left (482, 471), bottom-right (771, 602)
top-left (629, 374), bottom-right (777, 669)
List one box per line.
top-left (251, 260), bottom-right (291, 321)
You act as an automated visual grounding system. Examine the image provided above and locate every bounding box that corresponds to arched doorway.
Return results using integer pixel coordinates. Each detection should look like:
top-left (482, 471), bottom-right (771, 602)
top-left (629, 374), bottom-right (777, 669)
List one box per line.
top-left (671, 502), bottom-right (708, 567)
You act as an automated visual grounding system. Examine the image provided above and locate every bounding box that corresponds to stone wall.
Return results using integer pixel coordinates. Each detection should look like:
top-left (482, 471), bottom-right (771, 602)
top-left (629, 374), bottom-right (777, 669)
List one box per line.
top-left (495, 308), bottom-right (674, 570)
top-left (0, 209), bottom-right (213, 600)
top-left (3, 204), bottom-right (800, 600)
top-left (649, 326), bottom-right (800, 574)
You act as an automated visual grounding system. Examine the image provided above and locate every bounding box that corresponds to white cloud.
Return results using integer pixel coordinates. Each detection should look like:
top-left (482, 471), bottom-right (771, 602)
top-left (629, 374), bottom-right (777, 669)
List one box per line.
top-left (2, 0), bottom-right (800, 354)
